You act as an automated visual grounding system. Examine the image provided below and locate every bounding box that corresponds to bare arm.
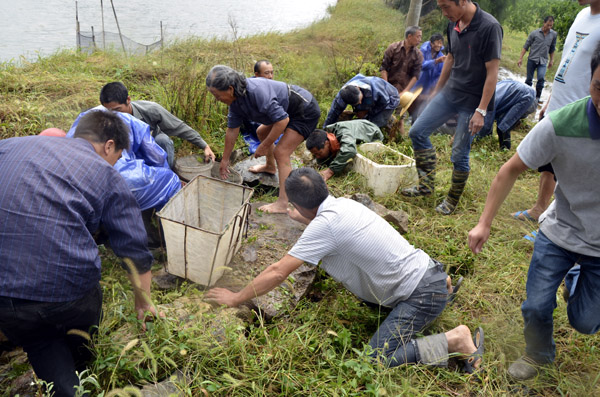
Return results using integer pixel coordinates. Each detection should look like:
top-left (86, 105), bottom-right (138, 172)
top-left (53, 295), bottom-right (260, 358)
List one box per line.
top-left (548, 52), bottom-right (554, 68)
top-left (469, 58), bottom-right (500, 135)
top-left (128, 270), bottom-right (163, 330)
top-left (204, 254), bottom-right (305, 307)
top-left (380, 70), bottom-right (389, 82)
top-left (517, 48), bottom-right (527, 67)
top-left (219, 126), bottom-right (240, 179)
top-left (468, 153), bottom-right (529, 254)
top-left (401, 76), bottom-right (418, 94)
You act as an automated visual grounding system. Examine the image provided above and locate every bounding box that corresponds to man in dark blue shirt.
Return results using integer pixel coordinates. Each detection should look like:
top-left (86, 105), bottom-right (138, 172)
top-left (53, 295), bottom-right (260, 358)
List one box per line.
top-left (0, 110), bottom-right (158, 397)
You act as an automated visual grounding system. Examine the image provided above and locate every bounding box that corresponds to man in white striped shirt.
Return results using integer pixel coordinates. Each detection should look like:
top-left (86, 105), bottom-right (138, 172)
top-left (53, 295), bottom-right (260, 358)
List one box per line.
top-left (206, 167), bottom-right (482, 371)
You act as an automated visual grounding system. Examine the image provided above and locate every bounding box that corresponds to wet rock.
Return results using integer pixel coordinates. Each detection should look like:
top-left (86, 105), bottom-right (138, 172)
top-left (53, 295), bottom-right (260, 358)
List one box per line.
top-left (350, 193), bottom-right (409, 234)
top-left (229, 148), bottom-right (247, 164)
top-left (141, 370), bottom-right (188, 397)
top-left (251, 264), bottom-right (316, 320)
top-left (233, 157), bottom-right (280, 188)
top-left (152, 268), bottom-right (185, 291)
top-left (241, 246), bottom-right (257, 263)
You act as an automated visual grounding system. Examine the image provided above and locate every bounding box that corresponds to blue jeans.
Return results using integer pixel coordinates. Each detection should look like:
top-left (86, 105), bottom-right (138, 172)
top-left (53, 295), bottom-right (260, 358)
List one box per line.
top-left (154, 132), bottom-right (175, 169)
top-left (525, 59), bottom-right (547, 99)
top-left (368, 261), bottom-right (448, 367)
top-left (0, 285), bottom-right (103, 397)
top-left (522, 231), bottom-right (600, 363)
top-left (369, 108), bottom-right (395, 128)
top-left (409, 91), bottom-right (475, 172)
top-left (565, 265), bottom-right (580, 297)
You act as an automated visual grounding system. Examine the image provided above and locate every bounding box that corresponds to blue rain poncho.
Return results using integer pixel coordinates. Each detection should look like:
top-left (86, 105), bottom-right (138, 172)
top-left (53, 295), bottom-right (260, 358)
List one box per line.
top-left (67, 107), bottom-right (181, 210)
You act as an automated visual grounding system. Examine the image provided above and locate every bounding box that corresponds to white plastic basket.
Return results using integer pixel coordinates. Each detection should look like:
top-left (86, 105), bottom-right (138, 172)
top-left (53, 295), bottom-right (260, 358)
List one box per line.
top-left (352, 142), bottom-right (417, 196)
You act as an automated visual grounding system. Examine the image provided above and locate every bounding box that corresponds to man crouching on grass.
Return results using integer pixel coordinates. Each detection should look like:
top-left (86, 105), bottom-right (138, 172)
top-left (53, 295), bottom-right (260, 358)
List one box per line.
top-left (206, 167), bottom-right (483, 372)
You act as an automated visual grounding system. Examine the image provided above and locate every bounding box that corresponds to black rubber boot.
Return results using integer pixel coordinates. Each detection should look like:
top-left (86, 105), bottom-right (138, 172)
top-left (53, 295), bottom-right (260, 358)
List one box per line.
top-left (435, 170), bottom-right (469, 215)
top-left (497, 128), bottom-right (511, 150)
top-left (401, 148), bottom-right (436, 197)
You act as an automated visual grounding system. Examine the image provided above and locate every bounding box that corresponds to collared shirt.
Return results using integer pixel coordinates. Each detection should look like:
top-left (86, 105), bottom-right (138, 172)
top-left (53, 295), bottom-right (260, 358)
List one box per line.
top-left (523, 28), bottom-right (557, 65)
top-left (517, 97), bottom-right (600, 257)
top-left (380, 40), bottom-right (424, 92)
top-left (288, 196), bottom-right (429, 307)
top-left (227, 79), bottom-right (313, 128)
top-left (0, 136), bottom-right (153, 302)
top-left (444, 3), bottom-right (503, 111)
top-left (131, 100), bottom-right (208, 149)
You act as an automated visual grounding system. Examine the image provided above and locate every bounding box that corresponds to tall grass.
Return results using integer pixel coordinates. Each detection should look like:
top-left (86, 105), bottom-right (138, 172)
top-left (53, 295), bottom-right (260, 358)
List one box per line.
top-left (0, 0), bottom-right (597, 396)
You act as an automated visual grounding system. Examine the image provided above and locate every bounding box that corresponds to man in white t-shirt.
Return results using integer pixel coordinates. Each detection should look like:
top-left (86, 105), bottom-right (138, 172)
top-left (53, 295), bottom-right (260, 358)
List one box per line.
top-left (513, 0), bottom-right (600, 224)
top-left (206, 167), bottom-right (483, 372)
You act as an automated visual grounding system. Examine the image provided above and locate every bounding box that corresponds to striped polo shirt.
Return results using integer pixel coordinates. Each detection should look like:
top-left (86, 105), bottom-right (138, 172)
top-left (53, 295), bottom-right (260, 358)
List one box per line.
top-left (288, 196), bottom-right (429, 307)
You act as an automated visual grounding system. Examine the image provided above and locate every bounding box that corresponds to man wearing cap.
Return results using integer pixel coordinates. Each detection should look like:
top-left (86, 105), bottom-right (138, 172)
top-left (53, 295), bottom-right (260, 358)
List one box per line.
top-left (323, 74), bottom-right (400, 129)
top-left (402, 0), bottom-right (502, 215)
top-left (306, 120), bottom-right (384, 181)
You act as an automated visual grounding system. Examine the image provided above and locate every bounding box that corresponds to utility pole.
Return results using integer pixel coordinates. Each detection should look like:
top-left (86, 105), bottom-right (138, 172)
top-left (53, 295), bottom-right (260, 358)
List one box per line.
top-left (406, 0), bottom-right (423, 27)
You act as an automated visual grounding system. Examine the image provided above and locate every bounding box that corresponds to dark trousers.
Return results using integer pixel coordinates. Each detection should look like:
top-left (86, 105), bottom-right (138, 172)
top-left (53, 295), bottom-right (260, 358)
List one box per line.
top-left (0, 285), bottom-right (103, 397)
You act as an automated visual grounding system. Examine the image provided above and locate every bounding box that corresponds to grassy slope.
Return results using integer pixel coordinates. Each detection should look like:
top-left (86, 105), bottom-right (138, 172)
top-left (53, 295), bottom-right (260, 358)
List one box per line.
top-left (0, 0), bottom-right (598, 395)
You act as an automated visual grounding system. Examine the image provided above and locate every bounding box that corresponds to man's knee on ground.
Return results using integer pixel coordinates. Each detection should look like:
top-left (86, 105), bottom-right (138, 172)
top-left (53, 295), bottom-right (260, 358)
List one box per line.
top-left (568, 310), bottom-right (600, 335)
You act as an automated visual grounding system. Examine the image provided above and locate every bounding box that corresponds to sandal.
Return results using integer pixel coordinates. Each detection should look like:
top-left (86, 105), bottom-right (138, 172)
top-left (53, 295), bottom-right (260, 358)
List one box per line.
top-left (448, 276), bottom-right (463, 305)
top-left (523, 230), bottom-right (538, 242)
top-left (459, 327), bottom-right (484, 374)
top-left (512, 210), bottom-right (536, 222)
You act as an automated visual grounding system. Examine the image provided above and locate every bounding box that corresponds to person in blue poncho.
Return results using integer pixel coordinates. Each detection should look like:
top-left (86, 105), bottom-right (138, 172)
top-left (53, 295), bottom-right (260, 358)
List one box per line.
top-left (412, 33), bottom-right (446, 119)
top-left (68, 107), bottom-right (181, 212)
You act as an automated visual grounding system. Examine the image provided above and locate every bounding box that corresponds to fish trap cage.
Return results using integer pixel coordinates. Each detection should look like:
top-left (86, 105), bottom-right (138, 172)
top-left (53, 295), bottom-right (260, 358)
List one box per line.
top-left (157, 175), bottom-right (253, 286)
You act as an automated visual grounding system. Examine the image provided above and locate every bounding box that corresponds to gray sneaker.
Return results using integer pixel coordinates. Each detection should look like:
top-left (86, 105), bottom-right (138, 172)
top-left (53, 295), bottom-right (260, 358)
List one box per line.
top-left (508, 355), bottom-right (544, 380)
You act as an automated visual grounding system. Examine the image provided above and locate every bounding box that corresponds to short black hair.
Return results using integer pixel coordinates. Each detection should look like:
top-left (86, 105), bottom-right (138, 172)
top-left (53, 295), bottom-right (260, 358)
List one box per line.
top-left (592, 42), bottom-right (600, 78)
top-left (73, 110), bottom-right (130, 151)
top-left (340, 85), bottom-right (360, 106)
top-left (544, 15), bottom-right (554, 23)
top-left (285, 168), bottom-right (329, 210)
top-left (99, 82), bottom-right (129, 105)
top-left (430, 33), bottom-right (444, 44)
top-left (254, 60), bottom-right (271, 74)
top-left (306, 129), bottom-right (328, 150)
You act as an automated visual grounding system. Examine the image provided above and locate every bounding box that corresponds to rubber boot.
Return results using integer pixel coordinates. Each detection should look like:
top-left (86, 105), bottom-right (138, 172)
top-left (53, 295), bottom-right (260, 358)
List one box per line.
top-left (436, 170), bottom-right (469, 215)
top-left (497, 128), bottom-right (511, 150)
top-left (401, 148), bottom-right (436, 197)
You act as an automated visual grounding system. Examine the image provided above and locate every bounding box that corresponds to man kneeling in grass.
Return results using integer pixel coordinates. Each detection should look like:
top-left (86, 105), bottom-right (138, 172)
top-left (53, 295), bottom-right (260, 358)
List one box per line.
top-left (306, 119), bottom-right (383, 181)
top-left (468, 43), bottom-right (600, 381)
top-left (206, 167), bottom-right (483, 371)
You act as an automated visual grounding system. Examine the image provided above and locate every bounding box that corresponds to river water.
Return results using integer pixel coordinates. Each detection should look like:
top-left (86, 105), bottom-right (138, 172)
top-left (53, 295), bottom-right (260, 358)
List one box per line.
top-left (0, 0), bottom-right (336, 63)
